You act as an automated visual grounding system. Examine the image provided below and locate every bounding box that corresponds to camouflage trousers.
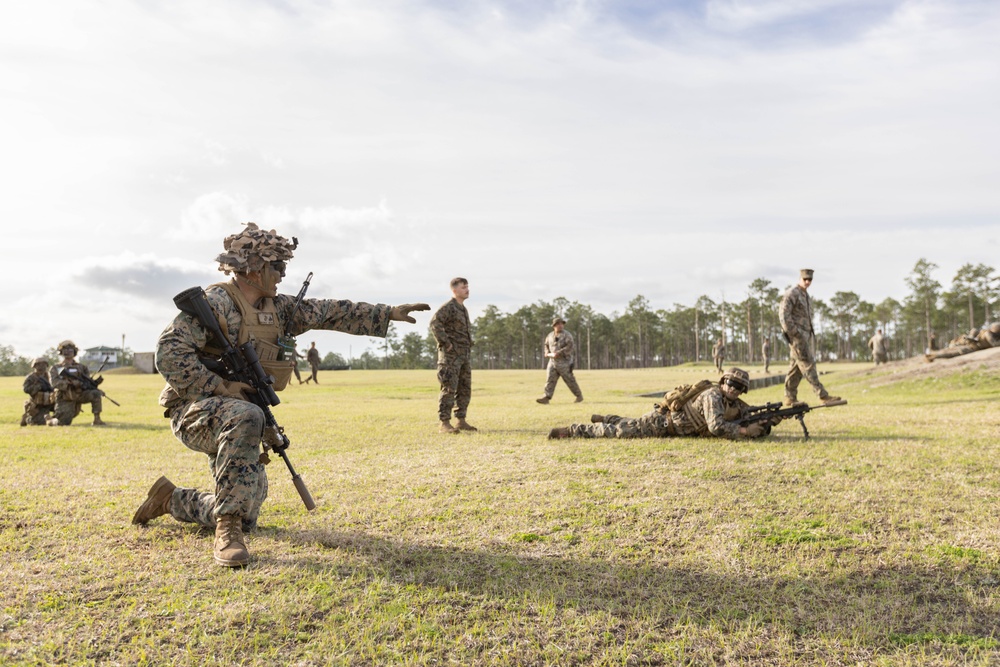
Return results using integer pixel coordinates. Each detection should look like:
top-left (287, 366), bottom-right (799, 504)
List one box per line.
top-left (569, 411), bottom-right (674, 439)
top-left (926, 344), bottom-right (980, 361)
top-left (784, 337), bottom-right (829, 400)
top-left (543, 360), bottom-right (583, 400)
top-left (22, 399), bottom-right (53, 425)
top-left (167, 397), bottom-right (268, 529)
top-left (714, 355), bottom-right (724, 372)
top-left (437, 351), bottom-right (472, 421)
top-left (53, 389), bottom-right (103, 425)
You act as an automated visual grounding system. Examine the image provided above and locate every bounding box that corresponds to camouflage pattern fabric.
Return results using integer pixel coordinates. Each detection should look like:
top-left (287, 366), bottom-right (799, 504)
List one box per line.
top-left (542, 330), bottom-right (582, 400)
top-left (868, 332), bottom-right (888, 364)
top-left (156, 280), bottom-right (392, 525)
top-left (779, 284), bottom-right (830, 400)
top-left (762, 339), bottom-right (771, 373)
top-left (49, 361), bottom-right (102, 424)
top-left (306, 346), bottom-right (321, 383)
top-left (712, 341), bottom-right (726, 372)
top-left (569, 385), bottom-right (752, 440)
top-left (429, 298), bottom-right (473, 355)
top-left (926, 324), bottom-right (1000, 361)
top-left (22, 371), bottom-right (54, 425)
top-left (437, 352), bottom-right (472, 421)
top-left (167, 396), bottom-right (268, 529)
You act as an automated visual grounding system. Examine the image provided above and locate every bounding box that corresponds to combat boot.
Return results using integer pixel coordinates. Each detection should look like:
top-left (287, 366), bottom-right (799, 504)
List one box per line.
top-left (214, 515), bottom-right (249, 567)
top-left (131, 476), bottom-right (176, 525)
top-left (548, 427), bottom-right (571, 440)
top-left (439, 420), bottom-right (459, 434)
top-left (20, 414), bottom-right (27, 427)
top-left (590, 414), bottom-right (604, 423)
top-left (783, 397), bottom-right (807, 408)
top-left (820, 395), bottom-right (843, 404)
top-left (536, 396), bottom-right (550, 404)
top-left (455, 418), bottom-right (478, 432)
top-left (574, 396), bottom-right (584, 403)
top-left (93, 413), bottom-right (106, 426)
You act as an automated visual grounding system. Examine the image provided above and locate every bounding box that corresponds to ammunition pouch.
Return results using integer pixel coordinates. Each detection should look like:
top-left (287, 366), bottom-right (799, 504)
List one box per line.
top-left (32, 391), bottom-right (54, 407)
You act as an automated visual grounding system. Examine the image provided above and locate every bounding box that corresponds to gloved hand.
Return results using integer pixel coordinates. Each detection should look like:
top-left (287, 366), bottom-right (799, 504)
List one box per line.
top-left (94, 376), bottom-right (104, 386)
top-left (389, 303), bottom-right (431, 324)
top-left (745, 422), bottom-right (766, 438)
top-left (213, 380), bottom-right (255, 401)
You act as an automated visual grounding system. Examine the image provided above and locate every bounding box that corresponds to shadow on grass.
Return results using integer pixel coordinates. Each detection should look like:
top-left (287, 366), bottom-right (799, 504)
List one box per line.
top-left (270, 527), bottom-right (996, 644)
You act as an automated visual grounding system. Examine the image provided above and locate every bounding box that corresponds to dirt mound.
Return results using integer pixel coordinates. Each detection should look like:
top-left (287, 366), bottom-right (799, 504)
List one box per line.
top-left (843, 346), bottom-right (1000, 387)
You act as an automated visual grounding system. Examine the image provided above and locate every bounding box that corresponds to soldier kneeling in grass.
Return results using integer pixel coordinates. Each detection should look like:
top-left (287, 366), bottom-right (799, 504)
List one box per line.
top-left (548, 368), bottom-right (780, 441)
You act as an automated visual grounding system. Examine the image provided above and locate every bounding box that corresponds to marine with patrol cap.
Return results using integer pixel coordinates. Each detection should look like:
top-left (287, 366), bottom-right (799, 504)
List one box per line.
top-left (21, 357), bottom-right (55, 426)
top-left (536, 316), bottom-right (583, 404)
top-left (49, 341), bottom-right (105, 426)
top-left (548, 368), bottom-right (779, 440)
top-left (778, 269), bottom-right (840, 407)
top-left (132, 222), bottom-right (430, 567)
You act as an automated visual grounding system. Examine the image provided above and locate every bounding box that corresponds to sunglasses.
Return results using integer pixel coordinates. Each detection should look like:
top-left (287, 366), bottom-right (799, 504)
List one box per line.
top-left (803, 277), bottom-right (813, 282)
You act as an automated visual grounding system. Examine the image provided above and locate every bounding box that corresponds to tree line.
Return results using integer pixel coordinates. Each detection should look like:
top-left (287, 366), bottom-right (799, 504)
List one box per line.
top-left (2, 258), bottom-right (995, 375)
top-left (354, 258), bottom-right (998, 370)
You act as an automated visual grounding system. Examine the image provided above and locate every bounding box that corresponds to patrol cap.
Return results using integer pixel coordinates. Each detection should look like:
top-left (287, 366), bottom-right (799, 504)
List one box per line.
top-left (721, 367), bottom-right (750, 393)
top-left (552, 317), bottom-right (566, 327)
top-left (800, 268), bottom-right (814, 279)
top-left (216, 222), bottom-right (298, 275)
top-left (32, 357), bottom-right (49, 368)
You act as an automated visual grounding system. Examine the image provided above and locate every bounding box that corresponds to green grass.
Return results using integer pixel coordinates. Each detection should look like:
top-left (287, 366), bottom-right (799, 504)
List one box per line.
top-left (2, 362), bottom-right (1000, 665)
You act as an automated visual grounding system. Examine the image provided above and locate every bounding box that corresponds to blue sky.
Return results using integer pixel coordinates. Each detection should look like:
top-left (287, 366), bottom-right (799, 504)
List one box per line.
top-left (2, 0), bottom-right (998, 359)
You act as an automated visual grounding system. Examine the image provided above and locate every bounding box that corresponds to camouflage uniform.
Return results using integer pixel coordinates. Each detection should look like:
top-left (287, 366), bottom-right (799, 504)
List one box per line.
top-left (868, 331), bottom-right (888, 365)
top-left (926, 323), bottom-right (1000, 361)
top-left (712, 340), bottom-right (726, 373)
top-left (306, 344), bottom-right (321, 384)
top-left (50, 360), bottom-right (103, 425)
top-left (541, 328), bottom-right (583, 401)
top-left (156, 280), bottom-right (392, 530)
top-left (762, 339), bottom-right (771, 373)
top-left (21, 364), bottom-right (55, 426)
top-left (568, 385), bottom-right (754, 440)
top-left (779, 278), bottom-right (832, 401)
top-left (430, 297), bottom-right (473, 421)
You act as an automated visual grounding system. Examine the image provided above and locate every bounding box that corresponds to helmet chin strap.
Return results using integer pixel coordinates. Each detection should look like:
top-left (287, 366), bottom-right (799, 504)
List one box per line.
top-left (239, 269), bottom-right (279, 297)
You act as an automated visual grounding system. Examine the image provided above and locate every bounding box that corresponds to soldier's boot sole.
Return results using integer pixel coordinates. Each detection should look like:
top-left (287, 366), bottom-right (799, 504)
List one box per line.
top-left (548, 427), bottom-right (571, 440)
top-left (132, 476), bottom-right (176, 525)
top-left (590, 414), bottom-right (604, 423)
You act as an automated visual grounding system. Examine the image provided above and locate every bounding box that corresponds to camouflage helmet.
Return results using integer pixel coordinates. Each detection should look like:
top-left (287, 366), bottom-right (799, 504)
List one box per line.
top-left (720, 367), bottom-right (750, 393)
top-left (32, 357), bottom-right (49, 368)
top-left (990, 323), bottom-right (1000, 335)
top-left (57, 340), bottom-right (78, 354)
top-left (215, 222), bottom-right (298, 275)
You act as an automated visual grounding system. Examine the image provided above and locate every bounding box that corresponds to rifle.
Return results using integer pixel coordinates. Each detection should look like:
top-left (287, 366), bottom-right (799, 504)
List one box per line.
top-left (173, 286), bottom-right (316, 511)
top-left (278, 272), bottom-right (313, 361)
top-left (59, 355), bottom-right (121, 407)
top-left (741, 399), bottom-right (847, 439)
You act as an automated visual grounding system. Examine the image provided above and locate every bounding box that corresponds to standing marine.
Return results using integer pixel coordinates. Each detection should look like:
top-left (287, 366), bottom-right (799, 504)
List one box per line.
top-left (548, 368), bottom-right (777, 440)
top-left (49, 341), bottom-right (105, 426)
top-left (536, 317), bottom-right (583, 404)
top-left (712, 338), bottom-right (726, 373)
top-left (778, 269), bottom-right (840, 406)
top-left (868, 328), bottom-right (888, 365)
top-left (132, 222), bottom-right (429, 567)
top-left (761, 338), bottom-right (771, 373)
top-left (305, 341), bottom-right (321, 384)
top-left (21, 358), bottom-right (55, 426)
top-left (430, 277), bottom-right (476, 434)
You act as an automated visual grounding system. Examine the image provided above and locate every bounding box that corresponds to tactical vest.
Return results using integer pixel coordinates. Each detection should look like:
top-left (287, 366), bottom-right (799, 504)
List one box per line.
top-left (205, 282), bottom-right (296, 391)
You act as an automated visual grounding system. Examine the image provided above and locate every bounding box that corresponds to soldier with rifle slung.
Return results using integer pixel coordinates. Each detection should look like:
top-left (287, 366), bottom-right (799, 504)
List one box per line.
top-left (21, 358), bottom-right (55, 426)
top-left (49, 340), bottom-right (106, 426)
top-left (132, 222), bottom-right (429, 568)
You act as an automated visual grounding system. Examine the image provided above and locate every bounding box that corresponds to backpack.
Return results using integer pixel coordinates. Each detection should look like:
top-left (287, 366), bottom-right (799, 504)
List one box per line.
top-left (657, 379), bottom-right (714, 413)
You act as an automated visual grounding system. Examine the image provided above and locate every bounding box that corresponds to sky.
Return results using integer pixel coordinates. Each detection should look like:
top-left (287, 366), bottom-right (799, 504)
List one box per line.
top-left (2, 0), bottom-right (998, 360)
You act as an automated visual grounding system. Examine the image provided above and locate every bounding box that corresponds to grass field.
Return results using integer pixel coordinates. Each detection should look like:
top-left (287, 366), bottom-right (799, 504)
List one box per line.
top-left (2, 362), bottom-right (999, 666)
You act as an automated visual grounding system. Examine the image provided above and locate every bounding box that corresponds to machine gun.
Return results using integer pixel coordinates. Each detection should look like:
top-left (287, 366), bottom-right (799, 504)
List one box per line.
top-left (173, 286), bottom-right (316, 511)
top-left (277, 272), bottom-right (312, 361)
top-left (59, 355), bottom-right (121, 407)
top-left (741, 398), bottom-right (847, 440)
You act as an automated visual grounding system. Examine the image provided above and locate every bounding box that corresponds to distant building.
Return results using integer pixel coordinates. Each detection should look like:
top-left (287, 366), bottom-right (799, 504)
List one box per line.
top-left (81, 346), bottom-right (120, 368)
